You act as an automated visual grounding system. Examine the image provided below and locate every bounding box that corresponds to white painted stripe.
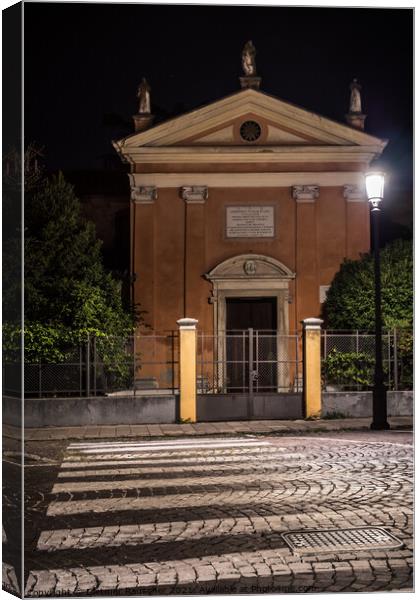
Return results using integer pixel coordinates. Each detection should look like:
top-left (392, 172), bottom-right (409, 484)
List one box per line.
top-left (67, 441), bottom-right (271, 454)
top-left (67, 440), bottom-right (269, 451)
top-left (51, 471), bottom-right (292, 493)
top-left (57, 455), bottom-right (306, 478)
top-left (46, 486), bottom-right (302, 516)
top-left (60, 451), bottom-right (301, 469)
top-left (60, 446), bottom-right (279, 463)
top-left (69, 437), bottom-right (261, 448)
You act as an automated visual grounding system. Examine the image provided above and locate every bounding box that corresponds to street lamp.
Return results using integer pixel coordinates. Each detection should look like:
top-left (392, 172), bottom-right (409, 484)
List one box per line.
top-left (365, 171), bottom-right (390, 430)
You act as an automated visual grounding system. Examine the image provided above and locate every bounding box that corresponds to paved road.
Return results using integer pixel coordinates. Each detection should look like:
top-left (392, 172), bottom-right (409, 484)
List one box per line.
top-left (4, 432), bottom-right (414, 595)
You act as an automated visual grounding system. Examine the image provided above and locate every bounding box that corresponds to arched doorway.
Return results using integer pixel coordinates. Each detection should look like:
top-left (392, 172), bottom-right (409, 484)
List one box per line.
top-left (204, 254), bottom-right (297, 394)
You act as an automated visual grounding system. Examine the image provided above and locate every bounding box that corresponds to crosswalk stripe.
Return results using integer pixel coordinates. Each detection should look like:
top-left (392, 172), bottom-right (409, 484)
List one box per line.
top-left (25, 436), bottom-right (413, 596)
top-left (46, 482), bottom-right (329, 516)
top-left (67, 441), bottom-right (271, 454)
top-left (57, 457), bottom-right (305, 478)
top-left (60, 446), bottom-right (282, 463)
top-left (59, 455), bottom-right (302, 470)
top-left (51, 470), bottom-right (307, 493)
top-left (69, 437), bottom-right (265, 448)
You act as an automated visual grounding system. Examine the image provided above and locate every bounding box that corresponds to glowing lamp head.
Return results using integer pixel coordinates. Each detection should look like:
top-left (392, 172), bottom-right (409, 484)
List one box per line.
top-left (365, 171), bottom-right (385, 209)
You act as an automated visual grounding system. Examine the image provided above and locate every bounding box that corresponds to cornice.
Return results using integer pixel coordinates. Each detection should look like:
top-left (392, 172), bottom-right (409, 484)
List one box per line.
top-left (119, 145), bottom-right (382, 165)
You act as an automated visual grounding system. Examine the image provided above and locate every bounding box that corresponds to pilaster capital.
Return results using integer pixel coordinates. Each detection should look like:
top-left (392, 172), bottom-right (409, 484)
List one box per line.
top-left (181, 185), bottom-right (208, 204)
top-left (343, 184), bottom-right (365, 202)
top-left (292, 185), bottom-right (319, 202)
top-left (131, 185), bottom-right (157, 204)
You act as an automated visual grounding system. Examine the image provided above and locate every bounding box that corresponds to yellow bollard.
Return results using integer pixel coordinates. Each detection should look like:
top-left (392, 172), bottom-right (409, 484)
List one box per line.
top-left (177, 318), bottom-right (198, 422)
top-left (302, 318), bottom-right (323, 418)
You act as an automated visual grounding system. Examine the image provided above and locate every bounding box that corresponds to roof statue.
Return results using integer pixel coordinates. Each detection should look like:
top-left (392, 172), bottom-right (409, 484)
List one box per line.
top-left (132, 77), bottom-right (154, 132)
top-left (137, 77), bottom-right (151, 114)
top-left (345, 78), bottom-right (366, 131)
top-left (349, 78), bottom-right (362, 114)
top-left (240, 41), bottom-right (261, 90)
top-left (242, 40), bottom-right (257, 76)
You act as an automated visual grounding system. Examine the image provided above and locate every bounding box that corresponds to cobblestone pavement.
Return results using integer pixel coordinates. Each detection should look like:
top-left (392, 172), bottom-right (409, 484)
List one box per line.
top-left (7, 434), bottom-right (414, 596)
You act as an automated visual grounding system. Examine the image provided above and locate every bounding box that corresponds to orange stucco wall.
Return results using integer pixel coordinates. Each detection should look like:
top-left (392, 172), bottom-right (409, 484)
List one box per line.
top-left (133, 185), bottom-right (370, 334)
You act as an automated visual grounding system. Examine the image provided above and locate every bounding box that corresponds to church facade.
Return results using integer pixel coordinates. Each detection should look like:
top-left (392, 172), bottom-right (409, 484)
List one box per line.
top-left (113, 45), bottom-right (386, 393)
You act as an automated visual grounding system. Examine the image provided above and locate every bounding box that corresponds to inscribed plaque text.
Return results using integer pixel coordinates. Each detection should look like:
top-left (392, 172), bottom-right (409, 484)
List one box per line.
top-left (226, 206), bottom-right (274, 238)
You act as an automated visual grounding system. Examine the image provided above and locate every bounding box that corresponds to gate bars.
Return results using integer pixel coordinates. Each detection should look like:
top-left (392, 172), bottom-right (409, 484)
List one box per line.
top-left (196, 329), bottom-right (302, 394)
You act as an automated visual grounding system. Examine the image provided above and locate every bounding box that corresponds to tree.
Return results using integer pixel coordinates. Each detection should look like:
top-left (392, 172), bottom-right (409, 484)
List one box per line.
top-left (3, 167), bottom-right (135, 366)
top-left (322, 239), bottom-right (413, 330)
top-left (322, 239), bottom-right (413, 389)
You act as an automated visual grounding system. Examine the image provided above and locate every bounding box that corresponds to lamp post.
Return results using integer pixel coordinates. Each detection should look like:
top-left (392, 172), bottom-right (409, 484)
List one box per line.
top-left (365, 171), bottom-right (390, 430)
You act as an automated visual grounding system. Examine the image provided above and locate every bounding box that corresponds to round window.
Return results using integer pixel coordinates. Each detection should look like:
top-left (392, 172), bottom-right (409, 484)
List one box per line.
top-left (240, 120), bottom-right (262, 142)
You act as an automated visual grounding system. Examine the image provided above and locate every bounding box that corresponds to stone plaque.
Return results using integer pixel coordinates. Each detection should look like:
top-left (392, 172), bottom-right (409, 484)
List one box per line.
top-left (226, 206), bottom-right (274, 238)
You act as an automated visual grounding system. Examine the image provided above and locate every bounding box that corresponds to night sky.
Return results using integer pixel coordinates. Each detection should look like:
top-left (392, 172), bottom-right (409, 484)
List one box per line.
top-left (24, 3), bottom-right (413, 227)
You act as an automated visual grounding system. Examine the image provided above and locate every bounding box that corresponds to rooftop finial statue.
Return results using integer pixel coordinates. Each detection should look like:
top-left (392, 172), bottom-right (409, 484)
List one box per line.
top-left (137, 77), bottom-right (151, 114)
top-left (242, 41), bottom-right (257, 76)
top-left (349, 78), bottom-right (362, 114)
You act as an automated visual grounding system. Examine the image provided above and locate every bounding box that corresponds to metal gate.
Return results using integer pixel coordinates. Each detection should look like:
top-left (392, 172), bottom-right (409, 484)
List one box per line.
top-left (197, 329), bottom-right (302, 420)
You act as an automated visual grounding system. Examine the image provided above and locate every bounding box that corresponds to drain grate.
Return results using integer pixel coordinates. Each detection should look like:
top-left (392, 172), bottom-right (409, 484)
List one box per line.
top-left (281, 527), bottom-right (403, 554)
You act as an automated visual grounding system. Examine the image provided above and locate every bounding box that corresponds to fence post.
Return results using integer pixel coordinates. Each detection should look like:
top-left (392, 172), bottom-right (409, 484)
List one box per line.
top-left (93, 336), bottom-right (97, 397)
top-left (86, 334), bottom-right (90, 397)
top-left (39, 358), bottom-right (42, 398)
top-left (133, 334), bottom-right (137, 397)
top-left (302, 318), bottom-right (323, 418)
top-left (177, 318), bottom-right (198, 422)
top-left (79, 341), bottom-right (83, 397)
top-left (393, 328), bottom-right (398, 391)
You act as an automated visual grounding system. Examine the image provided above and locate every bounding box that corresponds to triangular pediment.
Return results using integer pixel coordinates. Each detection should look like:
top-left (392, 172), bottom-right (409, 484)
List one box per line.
top-left (114, 88), bottom-right (386, 151)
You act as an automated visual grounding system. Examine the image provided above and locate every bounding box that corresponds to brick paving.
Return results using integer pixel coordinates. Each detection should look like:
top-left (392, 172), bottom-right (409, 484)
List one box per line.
top-left (20, 434), bottom-right (413, 595)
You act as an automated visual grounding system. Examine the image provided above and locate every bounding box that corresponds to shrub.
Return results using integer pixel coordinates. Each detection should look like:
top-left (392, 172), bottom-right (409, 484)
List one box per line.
top-left (322, 349), bottom-right (375, 390)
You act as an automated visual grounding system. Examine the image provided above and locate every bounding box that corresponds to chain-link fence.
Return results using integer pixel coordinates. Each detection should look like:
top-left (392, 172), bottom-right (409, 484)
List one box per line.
top-left (3, 332), bottom-right (179, 398)
top-left (321, 329), bottom-right (413, 391)
top-left (197, 329), bottom-right (301, 394)
top-left (4, 328), bottom-right (411, 398)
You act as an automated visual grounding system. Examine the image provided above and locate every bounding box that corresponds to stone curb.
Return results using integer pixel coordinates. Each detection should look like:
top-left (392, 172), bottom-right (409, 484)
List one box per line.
top-left (4, 416), bottom-right (413, 441)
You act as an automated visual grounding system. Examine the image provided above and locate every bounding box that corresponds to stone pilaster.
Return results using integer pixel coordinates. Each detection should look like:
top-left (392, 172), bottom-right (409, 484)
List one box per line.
top-left (293, 185), bottom-right (320, 322)
top-left (343, 184), bottom-right (370, 259)
top-left (181, 186), bottom-right (208, 321)
top-left (131, 179), bottom-right (156, 329)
